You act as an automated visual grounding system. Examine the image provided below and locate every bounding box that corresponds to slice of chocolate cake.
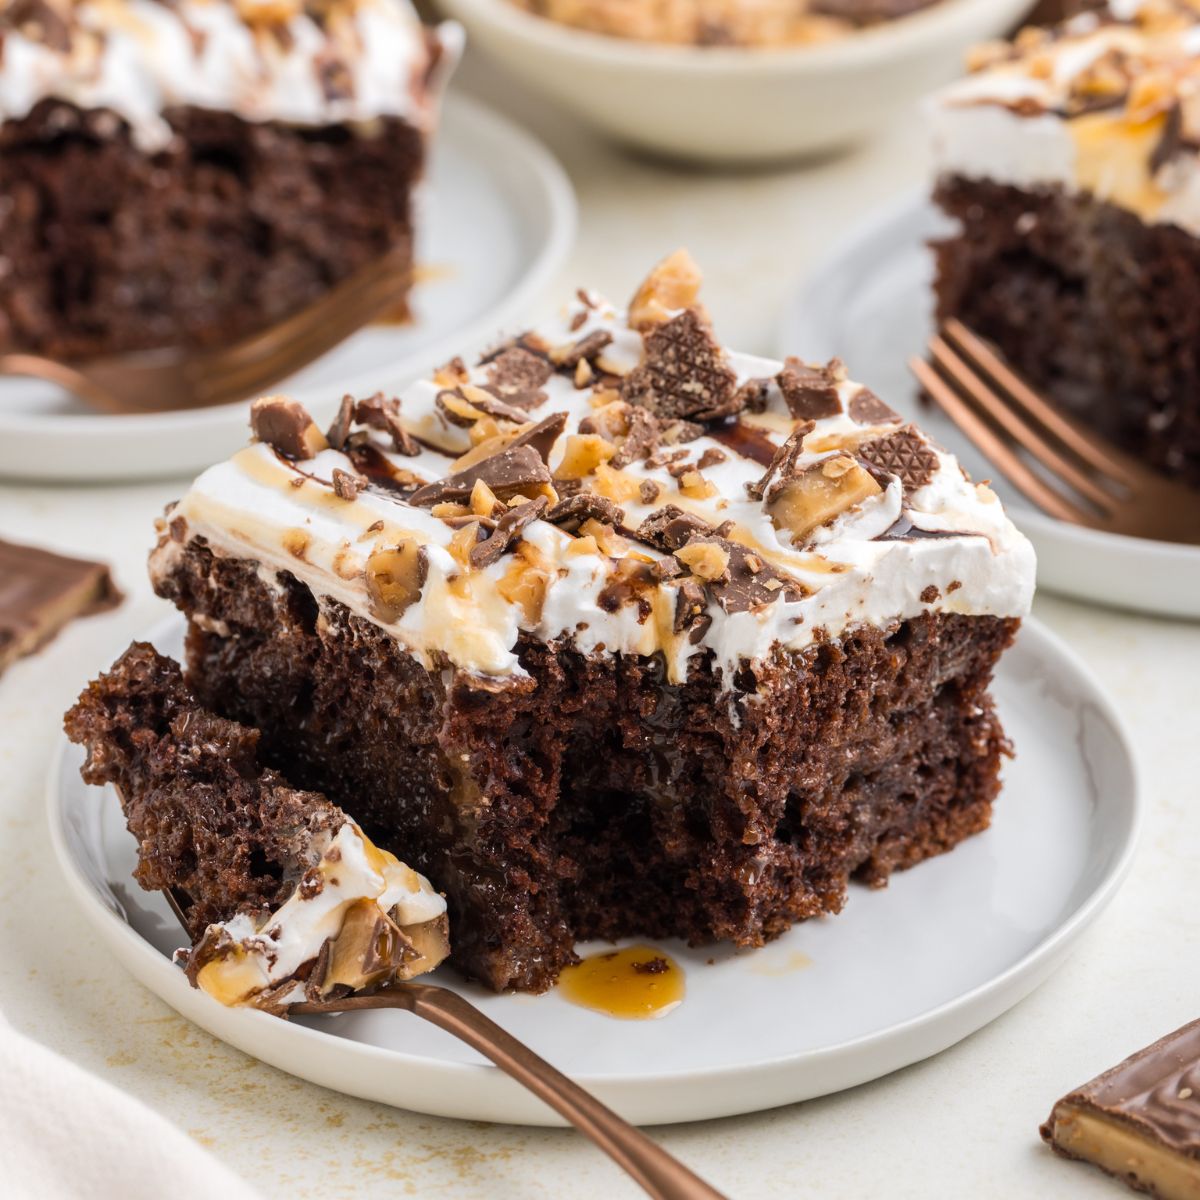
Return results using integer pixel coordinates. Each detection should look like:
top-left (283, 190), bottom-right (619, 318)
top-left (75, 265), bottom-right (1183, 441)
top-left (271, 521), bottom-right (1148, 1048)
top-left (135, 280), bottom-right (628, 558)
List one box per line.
top-left (0, 0), bottom-right (458, 360)
top-left (930, 0), bottom-right (1200, 488)
top-left (64, 642), bottom-right (449, 1011)
top-left (143, 254), bottom-right (1035, 994)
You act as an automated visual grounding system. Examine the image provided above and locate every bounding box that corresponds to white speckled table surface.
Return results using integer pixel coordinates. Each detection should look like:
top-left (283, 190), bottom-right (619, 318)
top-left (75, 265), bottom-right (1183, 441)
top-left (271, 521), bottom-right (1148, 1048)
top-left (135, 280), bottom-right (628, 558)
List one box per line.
top-left (3, 46), bottom-right (1199, 1200)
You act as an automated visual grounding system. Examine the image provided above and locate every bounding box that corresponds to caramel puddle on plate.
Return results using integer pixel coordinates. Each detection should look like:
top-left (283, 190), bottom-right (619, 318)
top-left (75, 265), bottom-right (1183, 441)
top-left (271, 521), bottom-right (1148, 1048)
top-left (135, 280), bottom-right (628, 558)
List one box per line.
top-left (558, 946), bottom-right (685, 1020)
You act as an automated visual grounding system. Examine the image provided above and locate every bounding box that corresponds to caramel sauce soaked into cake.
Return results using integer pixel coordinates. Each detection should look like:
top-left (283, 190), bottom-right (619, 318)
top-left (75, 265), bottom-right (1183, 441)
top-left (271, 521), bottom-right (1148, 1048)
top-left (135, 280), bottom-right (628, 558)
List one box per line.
top-left (559, 947), bottom-right (685, 1020)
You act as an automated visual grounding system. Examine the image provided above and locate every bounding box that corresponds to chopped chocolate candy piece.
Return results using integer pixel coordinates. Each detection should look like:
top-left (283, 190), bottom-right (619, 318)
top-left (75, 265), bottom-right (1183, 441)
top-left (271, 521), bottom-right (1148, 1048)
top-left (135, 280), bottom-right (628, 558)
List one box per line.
top-left (776, 358), bottom-right (843, 421)
top-left (469, 497), bottom-right (549, 569)
top-left (545, 493), bottom-right (626, 533)
top-left (1041, 1019), bottom-right (1200, 1200)
top-left (746, 421), bottom-right (815, 501)
top-left (331, 468), bottom-right (365, 501)
top-left (767, 456), bottom-right (883, 544)
top-left (639, 479), bottom-right (662, 504)
top-left (621, 309), bottom-right (741, 423)
top-left (734, 377), bottom-right (772, 414)
top-left (858, 426), bottom-right (940, 493)
top-left (326, 394), bottom-right (355, 450)
top-left (673, 576), bottom-right (708, 634)
top-left (365, 541), bottom-right (428, 622)
top-left (628, 249), bottom-right (705, 331)
top-left (409, 444), bottom-right (552, 508)
top-left (509, 412), bottom-right (569, 464)
top-left (354, 393), bottom-right (419, 457)
top-left (697, 447), bottom-right (727, 470)
top-left (486, 346), bottom-right (553, 410)
top-left (553, 329), bottom-right (613, 370)
top-left (848, 387), bottom-right (902, 426)
top-left (250, 395), bottom-right (328, 460)
top-left (0, 537), bottom-right (122, 677)
top-left (609, 407), bottom-right (664, 469)
top-left (635, 505), bottom-right (713, 553)
top-left (436, 386), bottom-right (528, 427)
top-left (678, 535), bottom-right (809, 614)
top-left (661, 418), bottom-right (705, 445)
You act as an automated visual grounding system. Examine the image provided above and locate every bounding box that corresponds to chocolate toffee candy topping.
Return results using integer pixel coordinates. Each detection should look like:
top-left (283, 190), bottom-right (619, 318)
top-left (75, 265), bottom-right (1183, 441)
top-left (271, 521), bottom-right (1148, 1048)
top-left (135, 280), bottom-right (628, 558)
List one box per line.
top-left (508, 412), bottom-right (569, 463)
top-left (436, 385), bottom-right (529, 428)
top-left (469, 497), bottom-right (549, 570)
top-left (251, 395), bottom-right (328, 460)
top-left (326, 394), bottom-right (355, 450)
top-left (745, 421), bottom-right (815, 502)
top-left (848, 387), bottom-right (902, 426)
top-left (485, 345), bottom-right (553, 410)
top-left (552, 329), bottom-right (613, 371)
top-left (1041, 1018), bottom-right (1200, 1200)
top-left (331, 468), bottom-right (365, 501)
top-left (545, 493), bottom-right (626, 533)
top-left (0, 538), bottom-right (122, 677)
top-left (365, 540), bottom-right (428, 623)
top-left (858, 426), bottom-right (940, 493)
top-left (408, 444), bottom-right (552, 507)
top-left (776, 358), bottom-right (844, 421)
top-left (677, 534), bottom-right (809, 613)
top-left (354, 393), bottom-right (419, 457)
top-left (621, 309), bottom-right (741, 422)
top-left (635, 505), bottom-right (714, 553)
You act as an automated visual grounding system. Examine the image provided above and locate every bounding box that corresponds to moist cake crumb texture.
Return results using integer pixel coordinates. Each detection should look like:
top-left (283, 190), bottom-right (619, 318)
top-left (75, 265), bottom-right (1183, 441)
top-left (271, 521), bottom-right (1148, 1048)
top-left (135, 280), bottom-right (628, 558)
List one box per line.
top-left (64, 642), bottom-right (448, 1010)
top-left (111, 254), bottom-right (1031, 993)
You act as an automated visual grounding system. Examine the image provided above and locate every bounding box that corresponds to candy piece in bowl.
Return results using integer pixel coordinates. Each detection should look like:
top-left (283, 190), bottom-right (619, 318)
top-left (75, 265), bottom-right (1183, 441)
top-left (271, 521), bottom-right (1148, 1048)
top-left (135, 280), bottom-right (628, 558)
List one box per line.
top-left (438, 0), bottom-right (1036, 164)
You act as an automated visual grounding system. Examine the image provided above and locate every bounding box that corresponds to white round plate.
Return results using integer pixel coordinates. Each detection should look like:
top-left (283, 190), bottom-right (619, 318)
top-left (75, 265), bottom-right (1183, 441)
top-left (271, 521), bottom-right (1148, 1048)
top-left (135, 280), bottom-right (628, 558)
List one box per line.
top-left (1, 93), bottom-right (576, 484)
top-left (49, 615), bottom-right (1139, 1127)
top-left (780, 195), bottom-right (1200, 620)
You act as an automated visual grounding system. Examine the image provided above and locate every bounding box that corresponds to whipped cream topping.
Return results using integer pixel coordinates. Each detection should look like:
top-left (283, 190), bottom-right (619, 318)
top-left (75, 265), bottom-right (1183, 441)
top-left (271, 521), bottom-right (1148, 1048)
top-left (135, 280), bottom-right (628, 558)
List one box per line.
top-left (0, 0), bottom-right (460, 151)
top-left (932, 1), bottom-right (1200, 234)
top-left (190, 821), bottom-right (447, 1008)
top-left (152, 258), bottom-right (1035, 691)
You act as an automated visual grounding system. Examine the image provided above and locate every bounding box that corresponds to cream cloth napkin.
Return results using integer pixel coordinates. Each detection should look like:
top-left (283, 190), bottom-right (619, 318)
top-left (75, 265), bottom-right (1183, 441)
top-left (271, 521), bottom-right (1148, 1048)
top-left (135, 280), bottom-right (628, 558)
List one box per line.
top-left (0, 1013), bottom-right (260, 1200)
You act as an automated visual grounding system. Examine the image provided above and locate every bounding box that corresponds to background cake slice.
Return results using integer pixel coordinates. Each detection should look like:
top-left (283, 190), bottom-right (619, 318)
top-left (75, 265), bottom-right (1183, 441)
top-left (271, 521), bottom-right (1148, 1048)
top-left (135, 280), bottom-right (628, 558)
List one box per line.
top-left (930, 0), bottom-right (1200, 487)
top-left (64, 642), bottom-right (449, 1011)
top-left (146, 254), bottom-right (1035, 993)
top-left (0, 0), bottom-right (458, 360)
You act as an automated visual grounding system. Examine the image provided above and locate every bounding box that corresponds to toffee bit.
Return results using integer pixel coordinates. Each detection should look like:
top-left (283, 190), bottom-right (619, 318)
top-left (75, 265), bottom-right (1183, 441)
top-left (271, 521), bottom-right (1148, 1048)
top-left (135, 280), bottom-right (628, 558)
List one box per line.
top-left (331, 468), bottom-right (365, 501)
top-left (326, 394), bottom-right (355, 450)
top-left (639, 479), bottom-right (662, 505)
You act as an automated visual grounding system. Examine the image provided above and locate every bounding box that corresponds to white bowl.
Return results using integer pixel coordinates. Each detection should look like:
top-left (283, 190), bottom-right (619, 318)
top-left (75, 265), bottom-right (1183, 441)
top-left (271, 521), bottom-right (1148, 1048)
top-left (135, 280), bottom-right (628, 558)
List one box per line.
top-left (439, 0), bottom-right (1036, 165)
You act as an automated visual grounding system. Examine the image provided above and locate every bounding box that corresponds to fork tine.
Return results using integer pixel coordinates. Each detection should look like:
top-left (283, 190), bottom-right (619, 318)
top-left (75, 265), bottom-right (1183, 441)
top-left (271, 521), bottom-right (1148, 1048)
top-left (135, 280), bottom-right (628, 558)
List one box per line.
top-left (928, 334), bottom-right (1117, 511)
top-left (943, 320), bottom-right (1139, 486)
top-left (910, 357), bottom-right (1096, 525)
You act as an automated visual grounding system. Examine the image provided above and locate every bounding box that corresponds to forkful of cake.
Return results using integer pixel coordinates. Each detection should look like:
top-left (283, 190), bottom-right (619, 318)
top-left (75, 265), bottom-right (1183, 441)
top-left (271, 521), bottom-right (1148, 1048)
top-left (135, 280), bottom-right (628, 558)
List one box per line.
top-left (64, 643), bottom-right (727, 1200)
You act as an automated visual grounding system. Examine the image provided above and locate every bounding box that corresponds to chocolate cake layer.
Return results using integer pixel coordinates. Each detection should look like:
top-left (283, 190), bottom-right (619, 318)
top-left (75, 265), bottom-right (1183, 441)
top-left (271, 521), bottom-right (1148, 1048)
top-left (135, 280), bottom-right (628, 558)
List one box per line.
top-left (0, 100), bottom-right (422, 359)
top-left (933, 176), bottom-right (1200, 488)
top-left (156, 536), bottom-right (1017, 993)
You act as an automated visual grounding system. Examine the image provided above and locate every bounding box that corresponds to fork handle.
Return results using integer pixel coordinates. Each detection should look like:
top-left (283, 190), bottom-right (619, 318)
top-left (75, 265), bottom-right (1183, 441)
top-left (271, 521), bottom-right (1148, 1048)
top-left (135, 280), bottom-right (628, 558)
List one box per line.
top-left (297, 987), bottom-right (728, 1200)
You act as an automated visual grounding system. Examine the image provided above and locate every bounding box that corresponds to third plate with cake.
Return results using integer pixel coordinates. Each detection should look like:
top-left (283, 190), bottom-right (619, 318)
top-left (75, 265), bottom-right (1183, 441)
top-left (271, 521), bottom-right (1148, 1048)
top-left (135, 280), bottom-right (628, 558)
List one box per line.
top-left (781, 197), bottom-right (1200, 620)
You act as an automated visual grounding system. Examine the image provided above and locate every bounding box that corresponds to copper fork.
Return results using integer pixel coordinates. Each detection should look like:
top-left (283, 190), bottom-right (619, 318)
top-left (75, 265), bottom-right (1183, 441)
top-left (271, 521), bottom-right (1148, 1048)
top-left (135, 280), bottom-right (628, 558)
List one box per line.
top-left (0, 246), bottom-right (412, 416)
top-left (162, 890), bottom-right (725, 1200)
top-left (910, 319), bottom-right (1200, 545)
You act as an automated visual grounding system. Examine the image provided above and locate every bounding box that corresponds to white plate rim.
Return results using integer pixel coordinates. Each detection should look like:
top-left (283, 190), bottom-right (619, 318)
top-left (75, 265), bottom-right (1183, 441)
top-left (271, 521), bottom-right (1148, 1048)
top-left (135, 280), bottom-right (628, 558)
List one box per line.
top-left (0, 92), bottom-right (577, 444)
top-left (778, 188), bottom-right (1200, 573)
top-left (47, 615), bottom-right (1142, 1124)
